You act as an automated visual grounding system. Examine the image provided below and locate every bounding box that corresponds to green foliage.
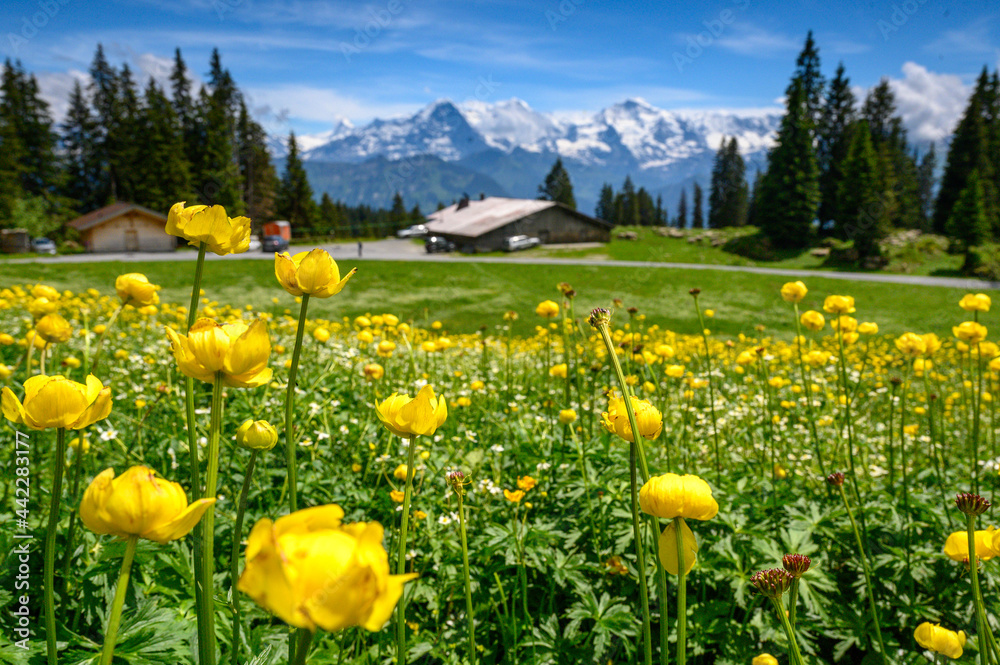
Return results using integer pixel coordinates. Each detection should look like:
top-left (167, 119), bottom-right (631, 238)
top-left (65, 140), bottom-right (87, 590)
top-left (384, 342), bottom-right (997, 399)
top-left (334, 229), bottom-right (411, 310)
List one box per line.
top-left (538, 158), bottom-right (577, 210)
top-left (276, 132), bottom-right (317, 230)
top-left (836, 121), bottom-right (891, 262)
top-left (9, 195), bottom-right (61, 238)
top-left (708, 137), bottom-right (749, 228)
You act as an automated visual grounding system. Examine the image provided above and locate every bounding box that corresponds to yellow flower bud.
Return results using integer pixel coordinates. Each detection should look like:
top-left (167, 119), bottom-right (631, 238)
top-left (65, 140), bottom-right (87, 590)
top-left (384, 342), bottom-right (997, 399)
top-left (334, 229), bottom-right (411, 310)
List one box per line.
top-left (236, 419), bottom-right (279, 451)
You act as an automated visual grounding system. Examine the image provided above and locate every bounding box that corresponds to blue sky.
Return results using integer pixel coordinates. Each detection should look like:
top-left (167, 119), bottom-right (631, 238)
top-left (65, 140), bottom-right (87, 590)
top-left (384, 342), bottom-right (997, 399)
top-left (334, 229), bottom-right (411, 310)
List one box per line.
top-left (1, 0), bottom-right (997, 140)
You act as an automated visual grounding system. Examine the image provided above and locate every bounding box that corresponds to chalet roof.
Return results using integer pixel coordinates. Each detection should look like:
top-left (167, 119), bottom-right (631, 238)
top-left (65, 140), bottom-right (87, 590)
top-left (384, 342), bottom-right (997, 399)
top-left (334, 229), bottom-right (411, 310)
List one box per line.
top-left (68, 202), bottom-right (168, 232)
top-left (425, 197), bottom-right (562, 238)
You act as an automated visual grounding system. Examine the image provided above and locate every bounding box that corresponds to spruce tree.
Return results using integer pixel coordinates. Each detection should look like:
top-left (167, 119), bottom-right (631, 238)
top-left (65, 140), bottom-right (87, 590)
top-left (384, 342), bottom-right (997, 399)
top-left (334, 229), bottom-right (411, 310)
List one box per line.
top-left (935, 68), bottom-right (998, 234)
top-left (88, 44), bottom-right (120, 203)
top-left (916, 144), bottom-right (937, 230)
top-left (795, 31), bottom-right (825, 127)
top-left (817, 63), bottom-right (857, 234)
top-left (236, 99), bottom-right (277, 222)
top-left (692, 183), bottom-right (704, 229)
top-left (756, 78), bottom-right (820, 248)
top-left (276, 131), bottom-right (316, 231)
top-left (620, 176), bottom-right (639, 226)
top-left (676, 189), bottom-right (688, 228)
top-left (837, 121), bottom-right (890, 262)
top-left (708, 137), bottom-right (748, 227)
top-left (1, 60), bottom-right (60, 199)
top-left (317, 192), bottom-right (339, 236)
top-left (390, 191), bottom-right (407, 234)
top-left (133, 78), bottom-right (192, 213)
top-left (196, 52), bottom-right (243, 211)
top-left (947, 168), bottom-right (991, 251)
top-left (636, 187), bottom-right (655, 225)
top-left (61, 80), bottom-right (100, 211)
top-left (746, 169), bottom-right (763, 228)
top-left (538, 158), bottom-right (576, 209)
top-left (595, 183), bottom-right (615, 222)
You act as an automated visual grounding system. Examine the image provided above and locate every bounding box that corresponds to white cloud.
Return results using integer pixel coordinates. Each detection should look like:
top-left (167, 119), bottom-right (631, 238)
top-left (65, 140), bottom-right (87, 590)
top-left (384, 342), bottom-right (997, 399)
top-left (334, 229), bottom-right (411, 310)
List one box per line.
top-left (34, 69), bottom-right (88, 121)
top-left (887, 62), bottom-right (969, 142)
top-left (244, 84), bottom-right (421, 127)
top-left (714, 25), bottom-right (801, 57)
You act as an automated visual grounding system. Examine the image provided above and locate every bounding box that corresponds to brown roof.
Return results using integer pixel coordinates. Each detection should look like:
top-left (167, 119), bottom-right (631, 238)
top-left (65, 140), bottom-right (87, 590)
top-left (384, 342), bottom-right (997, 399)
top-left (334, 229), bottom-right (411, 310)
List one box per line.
top-left (69, 202), bottom-right (168, 232)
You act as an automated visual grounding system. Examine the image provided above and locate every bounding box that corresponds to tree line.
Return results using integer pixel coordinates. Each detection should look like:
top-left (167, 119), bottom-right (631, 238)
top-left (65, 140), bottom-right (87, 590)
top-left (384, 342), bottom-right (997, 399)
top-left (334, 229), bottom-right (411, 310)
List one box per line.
top-left (0, 46), bottom-right (421, 241)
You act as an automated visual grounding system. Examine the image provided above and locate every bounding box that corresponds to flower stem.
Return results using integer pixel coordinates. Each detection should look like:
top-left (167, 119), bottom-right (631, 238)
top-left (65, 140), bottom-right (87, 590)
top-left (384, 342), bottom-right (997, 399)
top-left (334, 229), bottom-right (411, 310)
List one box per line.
top-left (966, 513), bottom-right (996, 665)
top-left (59, 442), bottom-right (86, 590)
top-left (286, 294), bottom-right (311, 514)
top-left (674, 517), bottom-right (687, 665)
top-left (594, 319), bottom-right (653, 665)
top-left (291, 629), bottom-right (314, 665)
top-left (198, 375), bottom-right (225, 665)
top-left (89, 301), bottom-right (125, 374)
top-left (837, 484), bottom-right (887, 663)
top-left (692, 295), bottom-right (721, 483)
top-left (100, 535), bottom-right (139, 665)
top-left (793, 303), bottom-right (826, 477)
top-left (185, 242), bottom-right (209, 665)
top-left (396, 437), bottom-right (418, 665)
top-left (788, 578), bottom-right (799, 629)
top-left (457, 490), bottom-right (477, 665)
top-left (43, 427), bottom-right (67, 665)
top-left (773, 596), bottom-right (806, 665)
top-left (230, 450), bottom-right (258, 665)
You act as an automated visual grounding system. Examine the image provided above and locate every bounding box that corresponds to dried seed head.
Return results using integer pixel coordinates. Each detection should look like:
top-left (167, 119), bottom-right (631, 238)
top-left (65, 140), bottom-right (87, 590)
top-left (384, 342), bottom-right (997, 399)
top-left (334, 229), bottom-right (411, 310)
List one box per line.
top-left (557, 282), bottom-right (573, 296)
top-left (955, 492), bottom-right (991, 516)
top-left (588, 308), bottom-right (611, 328)
top-left (826, 472), bottom-right (845, 487)
top-left (890, 376), bottom-right (902, 386)
top-left (627, 306), bottom-right (639, 315)
top-left (750, 568), bottom-right (794, 599)
top-left (689, 288), bottom-right (701, 296)
top-left (782, 554), bottom-right (812, 578)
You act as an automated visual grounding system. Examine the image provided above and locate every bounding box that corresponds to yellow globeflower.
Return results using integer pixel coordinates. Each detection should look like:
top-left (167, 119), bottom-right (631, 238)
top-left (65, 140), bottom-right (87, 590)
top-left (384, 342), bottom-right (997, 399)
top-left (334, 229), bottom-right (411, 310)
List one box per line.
top-left (35, 313), bottom-right (72, 344)
top-left (753, 654), bottom-right (779, 665)
top-left (549, 363), bottom-right (568, 378)
top-left (895, 332), bottom-right (927, 357)
top-left (375, 385), bottom-right (448, 439)
top-left (959, 293), bottom-right (991, 313)
top-left (275, 248), bottom-right (356, 298)
top-left (313, 326), bottom-right (331, 343)
top-left (236, 419), bottom-right (279, 451)
top-left (823, 295), bottom-right (856, 314)
top-left (558, 408), bottom-right (577, 424)
top-left (858, 322), bottom-right (878, 335)
top-left (517, 475), bottom-right (537, 491)
top-left (943, 528), bottom-right (996, 561)
top-left (393, 464), bottom-right (409, 481)
top-left (953, 321), bottom-right (987, 344)
top-left (639, 473), bottom-right (719, 521)
top-left (535, 300), bottom-right (560, 318)
top-left (28, 297), bottom-right (58, 319)
top-left (363, 363), bottom-right (385, 381)
top-left (922, 333), bottom-right (941, 355)
top-left (115, 273), bottom-right (161, 307)
top-left (31, 284), bottom-right (60, 301)
top-left (800, 310), bottom-right (825, 332)
top-left (166, 202), bottom-right (251, 255)
top-left (914, 622), bottom-right (966, 659)
top-left (602, 393), bottom-right (662, 442)
top-left (665, 364), bottom-right (685, 378)
top-left (165, 317), bottom-right (272, 388)
top-left (80, 466), bottom-right (215, 544)
top-left (503, 489), bottom-right (525, 503)
top-left (781, 281), bottom-right (807, 303)
top-left (657, 518), bottom-right (698, 575)
top-left (2, 374), bottom-right (111, 430)
top-left (237, 505), bottom-right (416, 632)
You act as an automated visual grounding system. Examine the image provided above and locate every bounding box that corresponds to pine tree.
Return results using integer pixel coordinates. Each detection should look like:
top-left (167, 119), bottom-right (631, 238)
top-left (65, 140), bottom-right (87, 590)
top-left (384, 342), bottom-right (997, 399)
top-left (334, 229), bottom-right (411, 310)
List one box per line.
top-left (708, 137), bottom-right (748, 228)
top-left (947, 168), bottom-right (991, 251)
top-left (389, 191), bottom-right (407, 234)
top-left (655, 194), bottom-right (665, 226)
top-left (88, 44), bottom-right (120, 203)
top-left (817, 63), bottom-right (857, 234)
top-left (794, 31), bottom-right (825, 127)
top-left (595, 183), bottom-right (615, 222)
top-left (276, 131), bottom-right (316, 231)
top-left (692, 183), bottom-right (704, 229)
top-left (132, 78), bottom-right (192, 213)
top-left (636, 187), bottom-right (655, 225)
top-left (676, 189), bottom-right (688, 228)
top-left (837, 121), bottom-right (890, 262)
top-left (746, 169), bottom-right (763, 228)
top-left (935, 68), bottom-right (999, 234)
top-left (236, 99), bottom-right (277, 222)
top-left (538, 158), bottom-right (576, 209)
top-left (619, 176), bottom-right (639, 226)
top-left (195, 51), bottom-right (243, 211)
top-left (317, 192), bottom-right (339, 236)
top-left (756, 78), bottom-right (821, 248)
top-left (113, 63), bottom-right (141, 202)
top-left (0, 113), bottom-right (23, 223)
top-left (1, 60), bottom-right (60, 199)
top-left (61, 80), bottom-right (100, 210)
top-left (916, 144), bottom-right (937, 229)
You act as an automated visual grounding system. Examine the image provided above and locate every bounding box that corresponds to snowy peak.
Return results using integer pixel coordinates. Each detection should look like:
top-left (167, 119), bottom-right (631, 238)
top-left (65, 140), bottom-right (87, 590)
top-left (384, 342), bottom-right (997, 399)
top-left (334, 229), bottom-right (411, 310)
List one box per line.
top-left (297, 97), bottom-right (782, 171)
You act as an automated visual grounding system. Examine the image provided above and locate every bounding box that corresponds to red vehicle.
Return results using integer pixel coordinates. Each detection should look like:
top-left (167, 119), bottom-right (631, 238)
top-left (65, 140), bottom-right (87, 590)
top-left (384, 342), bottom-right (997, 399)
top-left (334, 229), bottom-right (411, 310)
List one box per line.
top-left (262, 220), bottom-right (291, 241)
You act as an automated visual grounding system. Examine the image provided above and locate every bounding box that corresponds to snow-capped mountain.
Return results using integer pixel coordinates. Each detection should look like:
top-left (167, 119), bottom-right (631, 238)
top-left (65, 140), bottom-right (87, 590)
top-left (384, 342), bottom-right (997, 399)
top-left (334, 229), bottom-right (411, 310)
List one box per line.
top-left (280, 97), bottom-right (782, 213)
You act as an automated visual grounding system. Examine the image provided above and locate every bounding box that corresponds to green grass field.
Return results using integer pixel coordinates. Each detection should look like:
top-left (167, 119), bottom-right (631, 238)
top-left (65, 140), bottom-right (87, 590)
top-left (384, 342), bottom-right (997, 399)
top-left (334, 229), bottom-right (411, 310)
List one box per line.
top-left (0, 256), bottom-right (982, 337)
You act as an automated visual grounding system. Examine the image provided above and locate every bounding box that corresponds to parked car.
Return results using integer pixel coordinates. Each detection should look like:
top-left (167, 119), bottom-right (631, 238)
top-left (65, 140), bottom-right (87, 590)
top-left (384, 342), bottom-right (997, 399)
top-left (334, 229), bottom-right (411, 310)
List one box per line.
top-left (248, 234), bottom-right (262, 252)
top-left (502, 235), bottom-right (541, 252)
top-left (31, 237), bottom-right (57, 255)
top-left (261, 235), bottom-right (289, 253)
top-left (397, 224), bottom-right (428, 238)
top-left (424, 236), bottom-right (456, 253)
